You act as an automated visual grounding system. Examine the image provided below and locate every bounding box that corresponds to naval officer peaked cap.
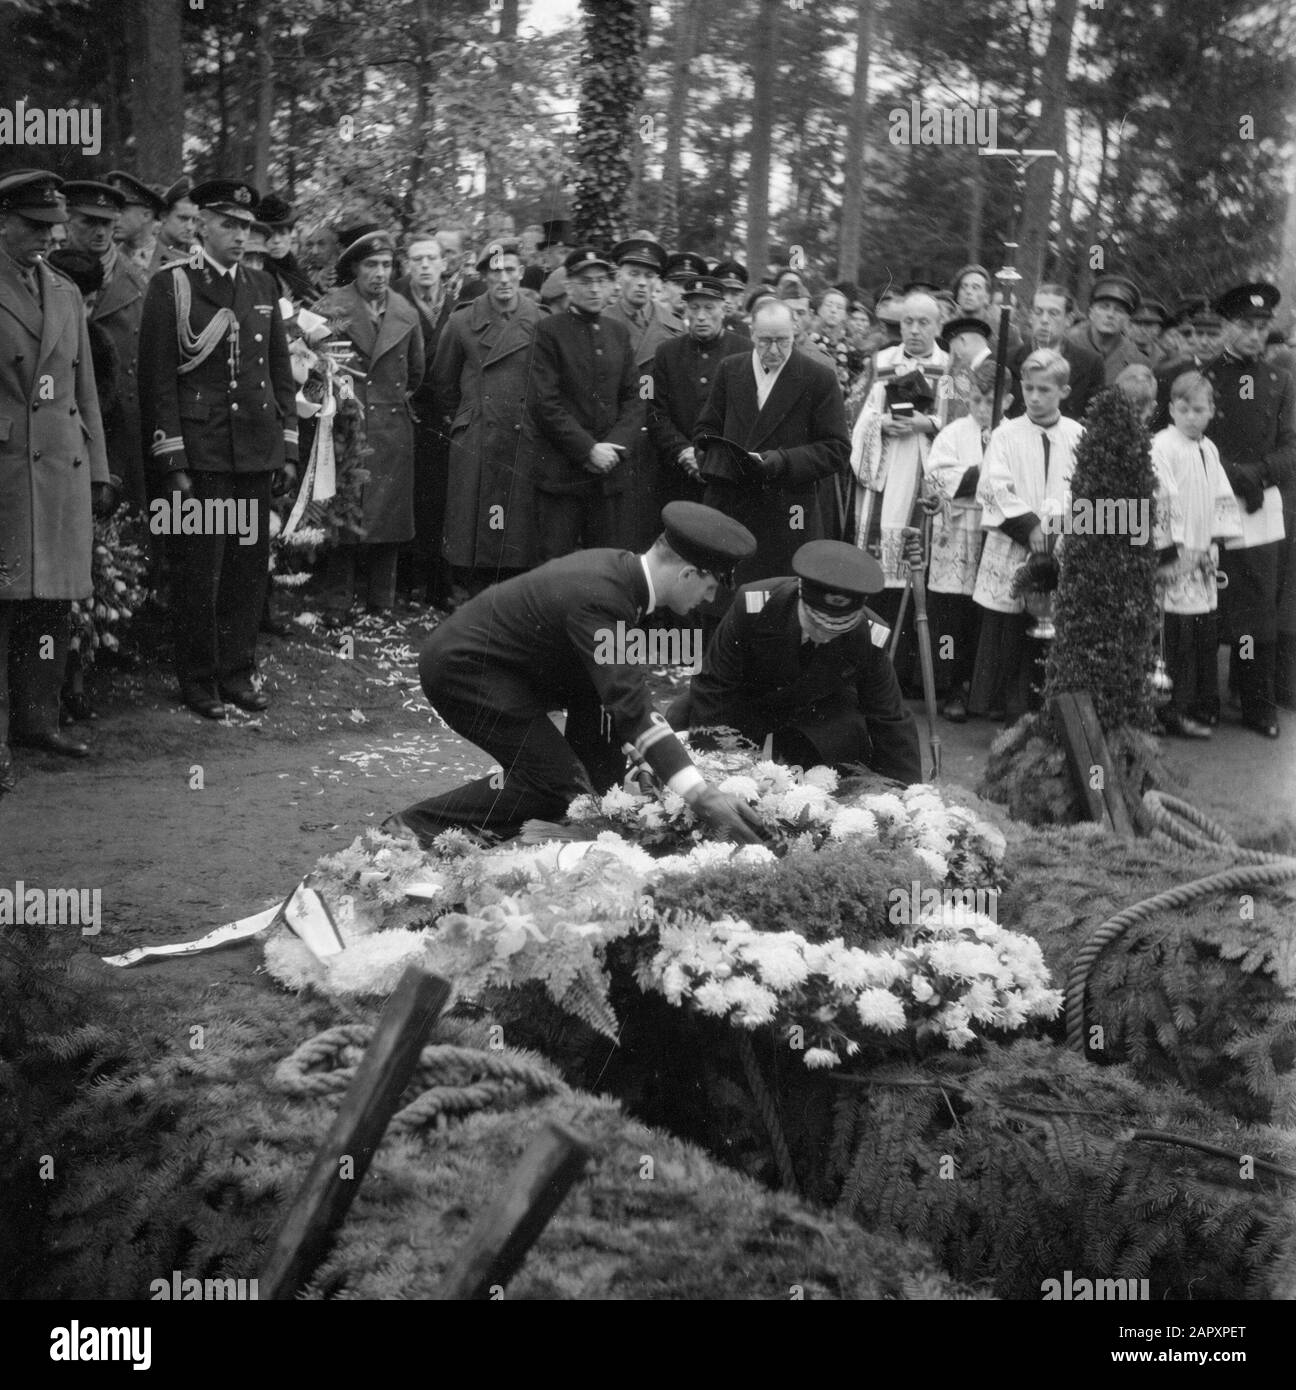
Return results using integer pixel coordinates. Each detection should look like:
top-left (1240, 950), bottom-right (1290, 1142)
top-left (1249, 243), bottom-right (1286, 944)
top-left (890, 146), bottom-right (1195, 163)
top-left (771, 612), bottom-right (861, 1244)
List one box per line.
top-left (1213, 281), bottom-right (1280, 321)
top-left (563, 246), bottom-right (616, 275)
top-left (795, 540), bottom-right (886, 616)
top-left (660, 502), bottom-right (756, 588)
top-left (190, 179), bottom-right (261, 222)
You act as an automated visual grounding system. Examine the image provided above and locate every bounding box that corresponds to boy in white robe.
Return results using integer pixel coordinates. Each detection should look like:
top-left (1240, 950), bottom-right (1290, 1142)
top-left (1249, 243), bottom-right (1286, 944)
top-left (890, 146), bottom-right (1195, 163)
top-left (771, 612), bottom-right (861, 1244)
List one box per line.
top-left (1150, 371), bottom-right (1243, 736)
top-left (969, 349), bottom-right (1085, 720)
top-left (924, 359), bottom-right (1010, 720)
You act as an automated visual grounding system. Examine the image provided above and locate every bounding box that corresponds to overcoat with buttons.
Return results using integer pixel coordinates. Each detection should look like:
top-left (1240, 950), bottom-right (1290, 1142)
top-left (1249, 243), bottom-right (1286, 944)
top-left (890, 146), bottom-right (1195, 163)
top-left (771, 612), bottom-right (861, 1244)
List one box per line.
top-left (314, 283), bottom-right (425, 543)
top-left (90, 251), bottom-right (147, 507)
top-left (0, 257), bottom-right (110, 600)
top-left (137, 258), bottom-right (298, 479)
top-left (431, 290), bottom-right (542, 570)
top-left (1202, 352), bottom-right (1296, 641)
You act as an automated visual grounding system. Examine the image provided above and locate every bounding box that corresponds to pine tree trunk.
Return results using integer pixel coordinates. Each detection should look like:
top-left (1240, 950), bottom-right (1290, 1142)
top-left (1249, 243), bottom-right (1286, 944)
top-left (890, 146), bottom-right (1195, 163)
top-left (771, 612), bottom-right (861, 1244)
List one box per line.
top-left (250, 8), bottom-right (275, 191)
top-left (660, 0), bottom-right (705, 247)
top-left (747, 0), bottom-right (780, 280)
top-left (1015, 0), bottom-right (1079, 292)
top-left (836, 0), bottom-right (873, 283)
top-left (126, 0), bottom-right (183, 183)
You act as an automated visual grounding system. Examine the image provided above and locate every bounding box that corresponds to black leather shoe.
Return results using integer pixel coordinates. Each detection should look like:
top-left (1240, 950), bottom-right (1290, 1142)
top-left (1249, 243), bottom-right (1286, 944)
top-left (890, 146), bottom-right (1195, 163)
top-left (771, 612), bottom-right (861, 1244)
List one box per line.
top-left (940, 696), bottom-right (968, 724)
top-left (185, 693), bottom-right (227, 720)
top-left (1243, 718), bottom-right (1280, 739)
top-left (61, 690), bottom-right (96, 723)
top-left (260, 616), bottom-right (295, 638)
top-left (221, 685), bottom-right (269, 712)
top-left (0, 747), bottom-right (17, 794)
top-left (14, 728), bottom-right (90, 758)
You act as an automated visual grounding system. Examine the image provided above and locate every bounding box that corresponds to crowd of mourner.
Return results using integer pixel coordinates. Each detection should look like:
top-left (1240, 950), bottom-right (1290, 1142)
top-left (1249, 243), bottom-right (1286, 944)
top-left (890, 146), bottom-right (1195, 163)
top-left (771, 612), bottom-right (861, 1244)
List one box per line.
top-left (1, 164), bottom-right (1292, 842)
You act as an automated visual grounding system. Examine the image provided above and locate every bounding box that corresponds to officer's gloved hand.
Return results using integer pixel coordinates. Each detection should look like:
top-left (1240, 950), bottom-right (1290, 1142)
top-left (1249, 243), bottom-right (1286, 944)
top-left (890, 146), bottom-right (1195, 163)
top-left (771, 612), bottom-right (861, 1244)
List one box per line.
top-left (687, 785), bottom-right (769, 845)
top-left (169, 469), bottom-right (195, 501)
top-left (1229, 464), bottom-right (1265, 514)
top-left (271, 464), bottom-right (298, 498)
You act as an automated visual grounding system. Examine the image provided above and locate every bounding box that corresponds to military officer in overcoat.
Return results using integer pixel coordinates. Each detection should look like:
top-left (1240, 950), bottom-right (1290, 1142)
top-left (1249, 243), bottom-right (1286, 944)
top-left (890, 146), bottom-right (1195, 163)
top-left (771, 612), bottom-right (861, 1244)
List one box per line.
top-left (523, 247), bottom-right (640, 559)
top-left (1202, 282), bottom-right (1296, 737)
top-left (314, 229), bottom-right (426, 616)
top-left (1065, 274), bottom-right (1150, 386)
top-left (0, 170), bottom-right (113, 788)
top-left (62, 181), bottom-right (149, 510)
top-left (676, 541), bottom-right (922, 784)
top-left (384, 502), bottom-right (768, 845)
top-left (431, 238), bottom-right (542, 596)
top-left (137, 178), bottom-right (298, 719)
top-left (648, 274), bottom-right (750, 509)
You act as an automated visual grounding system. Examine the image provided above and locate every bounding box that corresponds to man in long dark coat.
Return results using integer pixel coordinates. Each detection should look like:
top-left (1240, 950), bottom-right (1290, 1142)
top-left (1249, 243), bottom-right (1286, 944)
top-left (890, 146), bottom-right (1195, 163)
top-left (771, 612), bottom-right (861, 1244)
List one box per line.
top-left (1, 171), bottom-right (113, 787)
top-left (1203, 282), bottom-right (1296, 738)
top-left (522, 247), bottom-right (639, 559)
top-left (138, 178), bottom-right (298, 719)
top-left (695, 301), bottom-right (850, 592)
top-left (314, 229), bottom-right (425, 616)
top-left (431, 239), bottom-right (542, 597)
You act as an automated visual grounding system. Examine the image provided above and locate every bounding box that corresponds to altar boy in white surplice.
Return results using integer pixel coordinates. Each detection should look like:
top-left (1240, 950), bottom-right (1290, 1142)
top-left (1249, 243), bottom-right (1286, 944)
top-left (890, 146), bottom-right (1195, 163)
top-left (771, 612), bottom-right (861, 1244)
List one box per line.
top-left (968, 349), bottom-right (1084, 721)
top-left (1150, 370), bottom-right (1243, 737)
top-left (850, 292), bottom-right (949, 682)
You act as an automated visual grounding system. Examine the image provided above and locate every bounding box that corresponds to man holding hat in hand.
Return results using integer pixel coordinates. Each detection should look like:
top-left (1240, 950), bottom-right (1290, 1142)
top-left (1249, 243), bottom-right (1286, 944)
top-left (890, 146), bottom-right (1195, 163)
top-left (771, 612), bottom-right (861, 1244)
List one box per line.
top-left (0, 170), bottom-right (112, 785)
top-left (137, 177), bottom-right (298, 720)
top-left (384, 501), bottom-right (768, 845)
top-left (676, 540), bottom-right (922, 783)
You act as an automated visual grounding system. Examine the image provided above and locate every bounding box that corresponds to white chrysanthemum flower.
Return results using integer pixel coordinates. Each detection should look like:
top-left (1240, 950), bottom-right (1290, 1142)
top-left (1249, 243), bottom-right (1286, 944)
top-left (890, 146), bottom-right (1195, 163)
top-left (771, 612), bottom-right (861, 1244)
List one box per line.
top-left (717, 774), bottom-right (761, 802)
top-left (725, 977), bottom-right (779, 1027)
top-left (910, 973), bottom-right (935, 1003)
top-left (938, 1001), bottom-right (977, 1049)
top-left (659, 961), bottom-right (688, 1004)
top-left (803, 1047), bottom-right (840, 1069)
top-left (915, 847), bottom-right (949, 879)
top-left (828, 807), bottom-right (879, 841)
top-left (732, 844), bottom-right (778, 867)
top-left (567, 793), bottom-right (601, 821)
top-left (856, 986), bottom-right (908, 1033)
top-left (693, 980), bottom-right (733, 1016)
top-left (861, 792), bottom-right (908, 828)
top-left (801, 765), bottom-right (839, 792)
top-left (962, 978), bottom-right (1000, 1023)
top-left (660, 788), bottom-right (686, 817)
top-left (738, 935), bottom-right (811, 991)
top-left (600, 785), bottom-right (640, 815)
top-left (778, 784), bottom-right (833, 820)
top-left (753, 760), bottom-right (793, 793)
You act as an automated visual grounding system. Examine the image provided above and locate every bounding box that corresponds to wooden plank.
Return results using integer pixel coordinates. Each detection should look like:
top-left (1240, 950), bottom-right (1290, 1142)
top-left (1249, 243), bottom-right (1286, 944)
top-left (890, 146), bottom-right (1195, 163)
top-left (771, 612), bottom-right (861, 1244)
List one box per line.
top-left (1071, 691), bottom-right (1136, 838)
top-left (436, 1121), bottom-right (593, 1301)
top-left (260, 966), bottom-right (451, 1300)
top-left (1050, 692), bottom-right (1111, 828)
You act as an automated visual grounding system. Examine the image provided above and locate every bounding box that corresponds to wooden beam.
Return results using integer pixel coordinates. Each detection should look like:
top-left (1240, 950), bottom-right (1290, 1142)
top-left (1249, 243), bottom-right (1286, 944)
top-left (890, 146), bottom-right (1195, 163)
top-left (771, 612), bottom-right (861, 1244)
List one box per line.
top-left (436, 1121), bottom-right (593, 1301)
top-left (1051, 692), bottom-right (1110, 828)
top-left (1071, 691), bottom-right (1136, 838)
top-left (260, 967), bottom-right (451, 1300)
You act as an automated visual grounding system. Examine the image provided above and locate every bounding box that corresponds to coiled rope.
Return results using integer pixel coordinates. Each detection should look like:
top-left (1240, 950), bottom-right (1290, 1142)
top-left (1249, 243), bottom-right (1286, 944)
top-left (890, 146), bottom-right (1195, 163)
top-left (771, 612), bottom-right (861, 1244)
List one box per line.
top-left (1065, 790), bottom-right (1296, 1053)
top-left (274, 1025), bottom-right (566, 1132)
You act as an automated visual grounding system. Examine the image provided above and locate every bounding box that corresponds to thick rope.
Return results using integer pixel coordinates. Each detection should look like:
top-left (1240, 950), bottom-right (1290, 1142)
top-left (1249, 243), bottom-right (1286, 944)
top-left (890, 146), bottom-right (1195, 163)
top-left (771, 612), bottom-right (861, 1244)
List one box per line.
top-left (274, 1027), bottom-right (566, 1132)
top-left (736, 1030), bottom-right (800, 1195)
top-left (1065, 791), bottom-right (1296, 1053)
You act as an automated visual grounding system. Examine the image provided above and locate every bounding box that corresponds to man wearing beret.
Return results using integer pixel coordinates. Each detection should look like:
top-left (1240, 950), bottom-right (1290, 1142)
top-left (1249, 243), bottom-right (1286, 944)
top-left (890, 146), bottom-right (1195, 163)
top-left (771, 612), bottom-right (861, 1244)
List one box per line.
top-left (676, 540), bottom-right (922, 784)
top-left (314, 227), bottom-right (425, 617)
top-left (649, 275), bottom-right (750, 510)
top-left (1066, 274), bottom-right (1150, 385)
top-left (431, 238), bottom-right (543, 597)
top-left (0, 170), bottom-right (113, 788)
top-left (1201, 282), bottom-right (1296, 736)
top-left (384, 502), bottom-right (768, 845)
top-left (603, 237), bottom-right (684, 548)
top-left (137, 178), bottom-right (299, 719)
top-left (62, 181), bottom-right (150, 511)
top-left (522, 247), bottom-right (641, 558)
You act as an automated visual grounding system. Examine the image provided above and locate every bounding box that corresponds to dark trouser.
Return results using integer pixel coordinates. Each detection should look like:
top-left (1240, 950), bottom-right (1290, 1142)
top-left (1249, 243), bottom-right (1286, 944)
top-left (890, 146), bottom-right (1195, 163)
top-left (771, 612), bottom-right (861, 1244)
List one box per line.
top-left (0, 599), bottom-right (71, 744)
top-left (170, 471), bottom-right (272, 698)
top-left (1230, 638), bottom-right (1279, 728)
top-left (1277, 633), bottom-right (1296, 710)
top-left (397, 679), bottom-right (626, 841)
top-left (968, 608), bottom-right (1038, 722)
top-left (868, 587), bottom-right (919, 694)
top-left (1162, 611), bottom-right (1219, 723)
top-left (535, 487), bottom-right (625, 561)
top-left (324, 542), bottom-right (401, 614)
top-left (410, 420), bottom-right (451, 606)
top-left (927, 590), bottom-right (980, 696)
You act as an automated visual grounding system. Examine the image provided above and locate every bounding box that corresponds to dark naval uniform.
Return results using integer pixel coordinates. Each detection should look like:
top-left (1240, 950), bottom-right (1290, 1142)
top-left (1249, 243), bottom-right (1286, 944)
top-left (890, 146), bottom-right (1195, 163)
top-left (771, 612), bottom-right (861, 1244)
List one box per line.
top-left (1202, 346), bottom-right (1296, 728)
top-left (523, 304), bottom-right (639, 559)
top-left (138, 230), bottom-right (298, 708)
top-left (682, 576), bottom-right (922, 784)
top-left (392, 504), bottom-right (757, 842)
top-left (649, 325), bottom-right (751, 507)
top-left (89, 248), bottom-right (148, 508)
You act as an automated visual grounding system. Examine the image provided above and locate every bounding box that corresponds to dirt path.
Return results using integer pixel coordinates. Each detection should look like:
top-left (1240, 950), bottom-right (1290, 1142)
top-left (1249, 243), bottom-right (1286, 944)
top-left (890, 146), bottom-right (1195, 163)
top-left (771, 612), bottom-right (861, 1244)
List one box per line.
top-left (2, 618), bottom-right (1293, 962)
